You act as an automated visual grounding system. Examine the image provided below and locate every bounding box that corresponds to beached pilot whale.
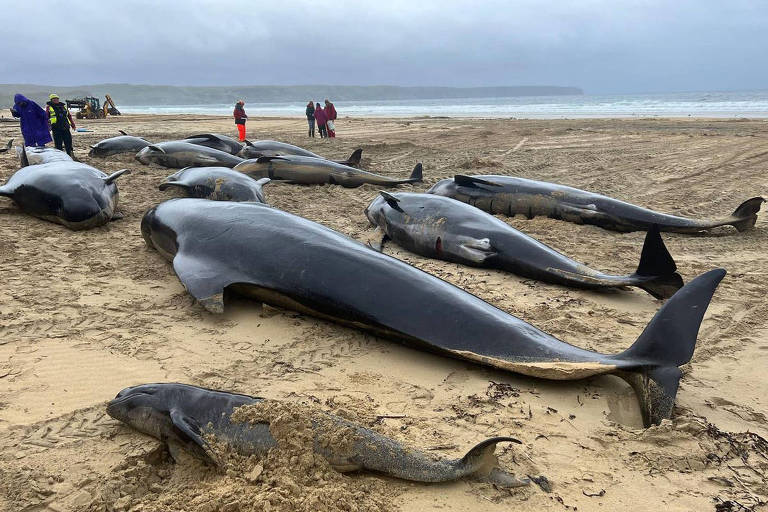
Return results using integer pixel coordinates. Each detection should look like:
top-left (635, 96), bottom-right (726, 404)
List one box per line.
top-left (141, 199), bottom-right (726, 426)
top-left (235, 156), bottom-right (422, 188)
top-left (15, 146), bottom-right (72, 165)
top-left (365, 192), bottom-right (683, 299)
top-left (107, 383), bottom-right (530, 487)
top-left (0, 148), bottom-right (129, 230)
top-left (240, 139), bottom-right (363, 167)
top-left (183, 133), bottom-right (243, 155)
top-left (159, 167), bottom-right (270, 203)
top-left (89, 130), bottom-right (151, 157)
top-left (428, 175), bottom-right (765, 233)
top-left (136, 141), bottom-right (244, 168)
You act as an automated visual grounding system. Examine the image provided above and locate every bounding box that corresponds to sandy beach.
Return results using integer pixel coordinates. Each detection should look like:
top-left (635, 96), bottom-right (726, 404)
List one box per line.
top-left (0, 114), bottom-right (767, 511)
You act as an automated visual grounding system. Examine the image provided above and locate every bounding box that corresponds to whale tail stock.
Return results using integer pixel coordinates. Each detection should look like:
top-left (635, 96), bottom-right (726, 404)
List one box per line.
top-left (615, 268), bottom-right (726, 427)
top-left (632, 224), bottom-right (684, 299)
top-left (728, 197), bottom-right (765, 232)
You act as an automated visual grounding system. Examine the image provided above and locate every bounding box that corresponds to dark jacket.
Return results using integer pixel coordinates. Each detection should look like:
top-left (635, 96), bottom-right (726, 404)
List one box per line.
top-left (314, 105), bottom-right (327, 125)
top-left (11, 94), bottom-right (52, 146)
top-left (306, 105), bottom-right (315, 120)
top-left (46, 101), bottom-right (74, 132)
top-left (234, 104), bottom-right (247, 125)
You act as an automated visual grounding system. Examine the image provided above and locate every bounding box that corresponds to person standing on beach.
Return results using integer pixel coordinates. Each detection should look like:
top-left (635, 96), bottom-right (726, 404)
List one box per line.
top-left (10, 94), bottom-right (52, 147)
top-left (324, 99), bottom-right (337, 138)
top-left (234, 100), bottom-right (248, 141)
top-left (314, 102), bottom-right (328, 138)
top-left (46, 94), bottom-right (76, 156)
top-left (305, 101), bottom-right (315, 137)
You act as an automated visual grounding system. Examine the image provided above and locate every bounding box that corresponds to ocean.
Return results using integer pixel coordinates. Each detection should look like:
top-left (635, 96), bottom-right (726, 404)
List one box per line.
top-left (118, 90), bottom-right (768, 118)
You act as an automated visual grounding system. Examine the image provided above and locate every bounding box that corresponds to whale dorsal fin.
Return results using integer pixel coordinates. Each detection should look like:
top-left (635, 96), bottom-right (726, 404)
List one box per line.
top-left (454, 175), bottom-right (502, 187)
top-left (379, 191), bottom-right (404, 212)
top-left (148, 144), bottom-right (166, 154)
top-left (243, 139), bottom-right (255, 147)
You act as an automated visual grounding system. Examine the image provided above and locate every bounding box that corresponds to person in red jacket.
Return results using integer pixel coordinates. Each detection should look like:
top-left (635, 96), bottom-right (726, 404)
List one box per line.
top-left (314, 102), bottom-right (328, 138)
top-left (233, 100), bottom-right (247, 141)
top-left (324, 99), bottom-right (337, 138)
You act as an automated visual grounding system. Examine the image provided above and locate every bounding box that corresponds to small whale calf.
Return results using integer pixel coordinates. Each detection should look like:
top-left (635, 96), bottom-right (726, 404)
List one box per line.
top-left (159, 167), bottom-right (270, 203)
top-left (365, 192), bottom-right (683, 299)
top-left (107, 383), bottom-right (530, 487)
top-left (89, 130), bottom-right (151, 157)
top-left (429, 175), bottom-right (765, 233)
top-left (235, 156), bottom-right (422, 187)
top-left (142, 199), bottom-right (725, 426)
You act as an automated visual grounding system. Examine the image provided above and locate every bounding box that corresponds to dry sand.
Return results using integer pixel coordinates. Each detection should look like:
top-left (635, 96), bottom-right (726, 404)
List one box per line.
top-left (0, 114), bottom-right (767, 511)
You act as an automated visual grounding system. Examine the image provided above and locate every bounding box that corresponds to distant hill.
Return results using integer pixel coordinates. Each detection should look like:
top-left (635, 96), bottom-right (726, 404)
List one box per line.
top-left (0, 84), bottom-right (582, 108)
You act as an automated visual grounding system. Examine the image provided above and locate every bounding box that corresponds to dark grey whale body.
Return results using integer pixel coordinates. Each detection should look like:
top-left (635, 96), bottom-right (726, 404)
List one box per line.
top-left (136, 141), bottom-right (244, 168)
top-left (141, 199), bottom-right (725, 426)
top-left (235, 156), bottom-right (422, 187)
top-left (183, 133), bottom-right (243, 155)
top-left (107, 383), bottom-right (528, 486)
top-left (428, 175), bottom-right (765, 233)
top-left (89, 131), bottom-right (151, 157)
top-left (159, 167), bottom-right (270, 203)
top-left (0, 156), bottom-right (128, 230)
top-left (240, 139), bottom-right (363, 167)
top-left (365, 192), bottom-right (683, 299)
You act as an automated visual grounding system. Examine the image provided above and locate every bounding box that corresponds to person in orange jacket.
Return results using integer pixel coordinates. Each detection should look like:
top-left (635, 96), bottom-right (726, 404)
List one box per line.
top-left (233, 100), bottom-right (248, 141)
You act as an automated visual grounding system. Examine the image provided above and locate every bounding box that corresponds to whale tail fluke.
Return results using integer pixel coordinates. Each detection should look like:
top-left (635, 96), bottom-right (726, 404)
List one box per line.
top-left (728, 196), bottom-right (764, 232)
top-left (617, 268), bottom-right (726, 426)
top-left (408, 163), bottom-right (423, 182)
top-left (633, 225), bottom-right (684, 299)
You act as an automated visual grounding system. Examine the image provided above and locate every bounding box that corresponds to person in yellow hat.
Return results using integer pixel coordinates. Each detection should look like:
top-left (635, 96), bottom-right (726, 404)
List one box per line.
top-left (46, 94), bottom-right (76, 156)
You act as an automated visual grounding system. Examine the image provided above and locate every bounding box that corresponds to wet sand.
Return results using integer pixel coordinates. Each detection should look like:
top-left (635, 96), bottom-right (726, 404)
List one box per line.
top-left (0, 115), bottom-right (767, 511)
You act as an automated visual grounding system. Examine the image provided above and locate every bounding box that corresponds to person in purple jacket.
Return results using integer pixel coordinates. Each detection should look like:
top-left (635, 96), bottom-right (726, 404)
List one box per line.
top-left (314, 102), bottom-right (328, 138)
top-left (10, 94), bottom-right (52, 147)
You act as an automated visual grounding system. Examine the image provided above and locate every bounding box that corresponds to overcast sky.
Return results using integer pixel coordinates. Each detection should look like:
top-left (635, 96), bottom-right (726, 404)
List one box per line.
top-left (3, 0), bottom-right (765, 94)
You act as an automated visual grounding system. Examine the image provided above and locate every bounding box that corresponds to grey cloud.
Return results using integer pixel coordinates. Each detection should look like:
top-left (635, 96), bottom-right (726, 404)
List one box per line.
top-left (2, 0), bottom-right (766, 93)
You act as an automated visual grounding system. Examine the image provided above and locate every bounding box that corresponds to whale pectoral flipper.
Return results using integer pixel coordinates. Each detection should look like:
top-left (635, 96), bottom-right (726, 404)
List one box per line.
top-left (458, 237), bottom-right (496, 264)
top-left (172, 252), bottom-right (235, 313)
top-left (169, 409), bottom-right (216, 463)
top-left (378, 191), bottom-right (403, 212)
top-left (118, 129), bottom-right (129, 136)
top-left (104, 169), bottom-right (131, 184)
top-left (0, 139), bottom-right (13, 153)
